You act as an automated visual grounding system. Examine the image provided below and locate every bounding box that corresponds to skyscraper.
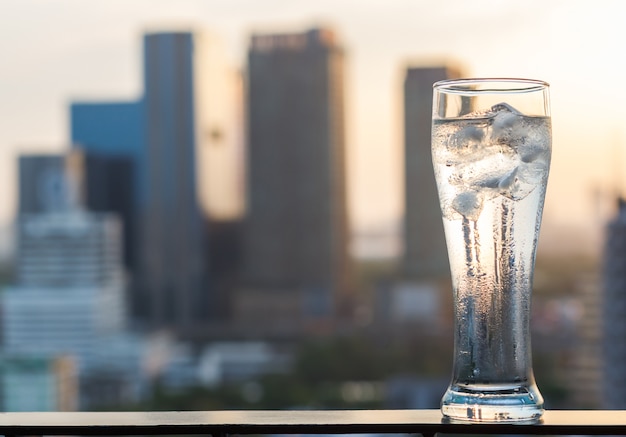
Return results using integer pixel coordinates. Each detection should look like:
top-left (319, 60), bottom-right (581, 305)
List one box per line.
top-left (602, 198), bottom-right (626, 408)
top-left (70, 30), bottom-right (243, 333)
top-left (403, 65), bottom-right (463, 280)
top-left (139, 31), bottom-right (208, 328)
top-left (243, 27), bottom-right (352, 319)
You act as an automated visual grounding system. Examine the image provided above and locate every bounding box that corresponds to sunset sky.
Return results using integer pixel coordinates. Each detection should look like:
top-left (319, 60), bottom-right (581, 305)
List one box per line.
top-left (1, 0), bottom-right (625, 255)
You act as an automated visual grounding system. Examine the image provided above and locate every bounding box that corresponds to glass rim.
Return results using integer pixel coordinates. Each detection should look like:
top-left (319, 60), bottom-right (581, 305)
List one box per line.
top-left (433, 78), bottom-right (550, 94)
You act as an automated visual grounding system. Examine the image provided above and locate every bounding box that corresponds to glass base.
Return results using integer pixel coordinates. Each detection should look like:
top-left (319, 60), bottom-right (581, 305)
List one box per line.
top-left (441, 384), bottom-right (544, 422)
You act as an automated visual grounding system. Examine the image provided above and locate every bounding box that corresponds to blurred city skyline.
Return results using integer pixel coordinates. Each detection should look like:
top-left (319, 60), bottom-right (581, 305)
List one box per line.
top-left (2, 0), bottom-right (625, 257)
top-left (1, 1), bottom-right (623, 411)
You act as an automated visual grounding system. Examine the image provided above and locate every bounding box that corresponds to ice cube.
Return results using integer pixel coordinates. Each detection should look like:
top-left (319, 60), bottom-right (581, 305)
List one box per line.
top-left (436, 121), bottom-right (490, 166)
top-left (498, 167), bottom-right (518, 190)
top-left (500, 160), bottom-right (549, 201)
top-left (489, 103), bottom-right (527, 146)
top-left (491, 102), bottom-right (522, 115)
top-left (449, 144), bottom-right (520, 191)
top-left (519, 142), bottom-right (549, 163)
top-left (451, 191), bottom-right (484, 220)
top-left (457, 125), bottom-right (484, 143)
top-left (515, 118), bottom-right (551, 163)
top-left (492, 110), bottom-right (518, 132)
top-left (501, 179), bottom-right (535, 201)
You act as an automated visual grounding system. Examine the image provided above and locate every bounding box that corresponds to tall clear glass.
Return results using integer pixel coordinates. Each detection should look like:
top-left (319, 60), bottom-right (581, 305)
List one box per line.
top-left (432, 79), bottom-right (550, 422)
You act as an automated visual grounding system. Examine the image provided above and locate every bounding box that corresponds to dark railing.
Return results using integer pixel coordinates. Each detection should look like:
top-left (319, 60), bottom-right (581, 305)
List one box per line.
top-left (0, 410), bottom-right (625, 437)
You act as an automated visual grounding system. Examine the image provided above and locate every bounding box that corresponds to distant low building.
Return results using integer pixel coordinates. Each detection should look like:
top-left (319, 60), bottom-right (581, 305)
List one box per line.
top-left (0, 354), bottom-right (78, 412)
top-left (373, 278), bottom-right (451, 333)
top-left (97, 340), bottom-right (294, 394)
top-left (385, 376), bottom-right (448, 409)
top-left (198, 342), bottom-right (291, 387)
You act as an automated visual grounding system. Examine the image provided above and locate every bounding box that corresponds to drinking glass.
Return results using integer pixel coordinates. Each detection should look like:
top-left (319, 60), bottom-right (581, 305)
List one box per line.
top-left (431, 78), bottom-right (550, 422)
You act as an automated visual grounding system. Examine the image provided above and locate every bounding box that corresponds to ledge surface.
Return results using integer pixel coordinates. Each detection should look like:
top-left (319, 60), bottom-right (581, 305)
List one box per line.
top-left (0, 409), bottom-right (624, 435)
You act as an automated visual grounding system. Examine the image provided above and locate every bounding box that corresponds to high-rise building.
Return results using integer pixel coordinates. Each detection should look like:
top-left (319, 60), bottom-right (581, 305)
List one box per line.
top-left (243, 27), bottom-right (352, 321)
top-left (403, 65), bottom-right (463, 280)
top-left (70, 30), bottom-right (243, 332)
top-left (602, 198), bottom-right (626, 409)
top-left (139, 31), bottom-right (209, 328)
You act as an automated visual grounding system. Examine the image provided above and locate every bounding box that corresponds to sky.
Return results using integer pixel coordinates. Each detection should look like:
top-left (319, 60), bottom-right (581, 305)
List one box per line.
top-left (1, 0), bottom-right (625, 256)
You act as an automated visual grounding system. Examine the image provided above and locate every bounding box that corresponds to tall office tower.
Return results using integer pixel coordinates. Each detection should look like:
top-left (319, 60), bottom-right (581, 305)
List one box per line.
top-left (602, 198), bottom-right (626, 408)
top-left (243, 27), bottom-right (352, 320)
top-left (3, 211), bottom-right (126, 373)
top-left (71, 30), bottom-right (242, 332)
top-left (140, 31), bottom-right (209, 328)
top-left (403, 65), bottom-right (462, 280)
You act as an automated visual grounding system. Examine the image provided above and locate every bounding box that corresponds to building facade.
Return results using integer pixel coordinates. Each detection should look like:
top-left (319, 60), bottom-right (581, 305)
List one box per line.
top-left (403, 65), bottom-right (463, 280)
top-left (138, 31), bottom-right (209, 329)
top-left (243, 27), bottom-right (352, 320)
top-left (18, 155), bottom-right (78, 215)
top-left (602, 198), bottom-right (626, 408)
top-left (0, 355), bottom-right (77, 412)
top-left (6, 157), bottom-right (161, 407)
top-left (71, 102), bottom-right (143, 314)
top-left (70, 101), bottom-right (146, 203)
top-left (81, 153), bottom-right (136, 272)
top-left (18, 152), bottom-right (136, 273)
top-left (4, 211), bottom-right (126, 373)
